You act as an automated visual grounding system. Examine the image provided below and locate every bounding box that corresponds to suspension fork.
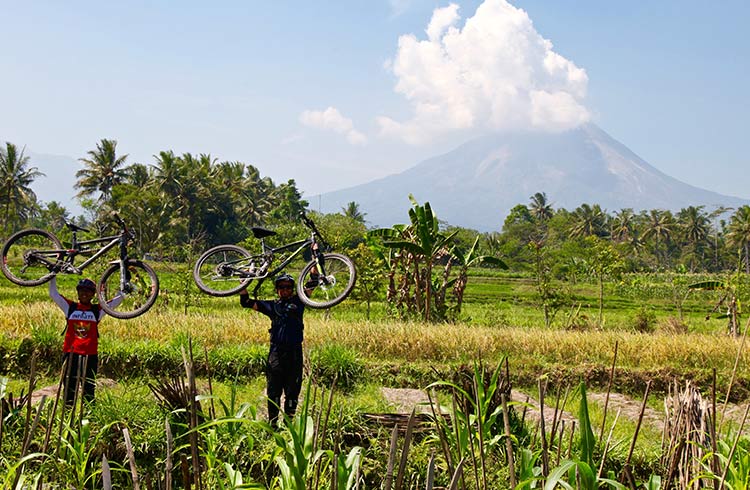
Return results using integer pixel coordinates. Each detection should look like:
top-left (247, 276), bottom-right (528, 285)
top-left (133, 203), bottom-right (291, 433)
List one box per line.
top-left (311, 242), bottom-right (328, 283)
top-left (118, 233), bottom-right (129, 291)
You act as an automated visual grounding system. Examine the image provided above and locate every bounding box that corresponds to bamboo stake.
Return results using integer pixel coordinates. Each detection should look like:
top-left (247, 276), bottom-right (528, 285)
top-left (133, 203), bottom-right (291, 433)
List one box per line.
top-left (566, 421), bottom-right (576, 459)
top-left (203, 346), bottom-right (215, 420)
top-left (538, 379), bottom-right (549, 478)
top-left (425, 453), bottom-right (436, 490)
top-left (720, 315), bottom-right (750, 432)
top-left (710, 369), bottom-right (719, 490)
top-left (77, 355), bottom-right (89, 428)
top-left (20, 355), bottom-right (37, 455)
top-left (623, 381), bottom-right (650, 489)
top-left (395, 409), bottom-right (418, 490)
top-left (102, 455), bottom-right (112, 490)
top-left (599, 340), bottom-right (619, 441)
top-left (383, 426), bottom-right (398, 490)
top-left (501, 393), bottom-right (516, 488)
top-left (21, 396), bottom-right (46, 456)
top-left (123, 427), bottom-right (140, 490)
top-left (597, 409), bottom-right (621, 479)
top-left (549, 383), bottom-right (563, 449)
top-left (42, 361), bottom-right (67, 456)
top-left (446, 458), bottom-right (466, 490)
top-left (165, 418), bottom-right (173, 490)
top-left (555, 420), bottom-right (565, 467)
top-left (428, 388), bottom-right (454, 475)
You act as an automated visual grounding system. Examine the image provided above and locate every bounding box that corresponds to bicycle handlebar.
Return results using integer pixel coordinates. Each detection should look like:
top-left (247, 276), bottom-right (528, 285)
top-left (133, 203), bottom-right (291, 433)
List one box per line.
top-left (113, 213), bottom-right (135, 239)
top-left (299, 211), bottom-right (329, 250)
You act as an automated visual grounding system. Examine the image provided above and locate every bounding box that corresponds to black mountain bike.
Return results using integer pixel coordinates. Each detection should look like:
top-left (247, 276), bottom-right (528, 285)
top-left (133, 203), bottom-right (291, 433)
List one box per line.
top-left (1, 214), bottom-right (159, 319)
top-left (193, 212), bottom-right (356, 308)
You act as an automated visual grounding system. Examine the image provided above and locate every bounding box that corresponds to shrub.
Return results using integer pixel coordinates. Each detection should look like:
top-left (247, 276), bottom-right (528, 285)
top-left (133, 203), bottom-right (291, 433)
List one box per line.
top-left (310, 343), bottom-right (366, 392)
top-left (632, 307), bottom-right (657, 333)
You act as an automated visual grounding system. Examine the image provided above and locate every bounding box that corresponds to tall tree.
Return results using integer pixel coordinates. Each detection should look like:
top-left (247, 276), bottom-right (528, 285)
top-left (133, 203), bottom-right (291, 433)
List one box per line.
top-left (75, 139), bottom-right (129, 201)
top-left (727, 205), bottom-right (750, 273)
top-left (0, 142), bottom-right (44, 233)
top-left (529, 191), bottom-right (553, 223)
top-left (641, 209), bottom-right (675, 268)
top-left (569, 203), bottom-right (608, 238)
top-left (341, 201), bottom-right (366, 224)
top-left (677, 205), bottom-right (710, 271)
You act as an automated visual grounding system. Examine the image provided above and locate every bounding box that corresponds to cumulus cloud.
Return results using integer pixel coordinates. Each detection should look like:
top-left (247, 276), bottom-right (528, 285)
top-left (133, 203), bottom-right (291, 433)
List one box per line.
top-left (378, 0), bottom-right (590, 144)
top-left (299, 107), bottom-right (367, 145)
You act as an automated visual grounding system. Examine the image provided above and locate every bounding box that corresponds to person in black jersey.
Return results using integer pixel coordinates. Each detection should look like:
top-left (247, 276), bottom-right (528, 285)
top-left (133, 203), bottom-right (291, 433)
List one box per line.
top-left (239, 273), bottom-right (314, 428)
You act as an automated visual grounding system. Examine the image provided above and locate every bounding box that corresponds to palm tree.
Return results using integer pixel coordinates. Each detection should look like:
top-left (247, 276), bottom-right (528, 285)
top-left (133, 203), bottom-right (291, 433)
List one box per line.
top-left (342, 201), bottom-right (366, 224)
top-left (569, 203), bottom-right (608, 238)
top-left (641, 209), bottom-right (675, 268)
top-left (676, 205), bottom-right (710, 271)
top-left (75, 139), bottom-right (129, 201)
top-left (727, 206), bottom-right (750, 273)
top-left (611, 209), bottom-right (635, 243)
top-left (529, 192), bottom-right (553, 223)
top-left (708, 206), bottom-right (733, 271)
top-left (0, 143), bottom-right (44, 233)
top-left (124, 163), bottom-right (152, 188)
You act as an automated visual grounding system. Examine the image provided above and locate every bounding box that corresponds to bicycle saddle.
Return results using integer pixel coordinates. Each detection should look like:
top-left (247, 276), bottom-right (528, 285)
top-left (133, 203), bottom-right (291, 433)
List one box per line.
top-left (251, 227), bottom-right (276, 239)
top-left (65, 222), bottom-right (90, 233)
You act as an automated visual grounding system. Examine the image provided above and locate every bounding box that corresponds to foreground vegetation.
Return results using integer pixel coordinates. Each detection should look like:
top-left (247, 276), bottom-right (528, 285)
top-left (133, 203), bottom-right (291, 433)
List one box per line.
top-left (2, 267), bottom-right (750, 487)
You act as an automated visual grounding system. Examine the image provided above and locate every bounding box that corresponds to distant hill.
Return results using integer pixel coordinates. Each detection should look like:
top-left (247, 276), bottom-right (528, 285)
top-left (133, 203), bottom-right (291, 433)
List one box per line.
top-left (315, 124), bottom-right (750, 231)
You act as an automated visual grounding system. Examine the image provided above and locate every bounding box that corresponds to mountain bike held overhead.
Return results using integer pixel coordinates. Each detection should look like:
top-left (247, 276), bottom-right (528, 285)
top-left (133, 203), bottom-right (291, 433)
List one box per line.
top-left (0, 213), bottom-right (159, 319)
top-left (193, 211), bottom-right (356, 309)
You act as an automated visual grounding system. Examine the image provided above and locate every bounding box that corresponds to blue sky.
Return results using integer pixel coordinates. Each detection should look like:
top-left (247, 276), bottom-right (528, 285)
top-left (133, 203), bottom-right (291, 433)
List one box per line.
top-left (1, 0), bottom-right (748, 211)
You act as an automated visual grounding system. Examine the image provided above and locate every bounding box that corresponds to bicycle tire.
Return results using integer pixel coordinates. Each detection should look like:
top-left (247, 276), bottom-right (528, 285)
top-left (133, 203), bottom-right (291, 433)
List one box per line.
top-left (1, 228), bottom-right (63, 286)
top-left (193, 244), bottom-right (255, 297)
top-left (98, 260), bottom-right (159, 319)
top-left (297, 253), bottom-right (356, 309)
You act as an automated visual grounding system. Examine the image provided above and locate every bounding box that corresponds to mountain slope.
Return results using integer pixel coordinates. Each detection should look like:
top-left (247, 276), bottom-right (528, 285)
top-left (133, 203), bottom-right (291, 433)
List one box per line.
top-left (316, 124), bottom-right (749, 231)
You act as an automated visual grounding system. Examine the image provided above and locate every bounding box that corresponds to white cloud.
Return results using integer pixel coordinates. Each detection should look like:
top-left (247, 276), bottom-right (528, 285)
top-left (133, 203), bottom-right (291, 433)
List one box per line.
top-left (379, 0), bottom-right (590, 144)
top-left (299, 107), bottom-right (367, 145)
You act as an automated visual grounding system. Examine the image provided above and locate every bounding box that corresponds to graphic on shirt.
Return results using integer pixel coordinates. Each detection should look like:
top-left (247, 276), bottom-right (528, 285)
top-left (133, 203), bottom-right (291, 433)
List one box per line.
top-left (69, 310), bottom-right (97, 338)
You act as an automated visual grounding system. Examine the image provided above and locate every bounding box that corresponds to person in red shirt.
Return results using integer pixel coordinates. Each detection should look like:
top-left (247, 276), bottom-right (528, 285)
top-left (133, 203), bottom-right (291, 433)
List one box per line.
top-left (49, 276), bottom-right (121, 405)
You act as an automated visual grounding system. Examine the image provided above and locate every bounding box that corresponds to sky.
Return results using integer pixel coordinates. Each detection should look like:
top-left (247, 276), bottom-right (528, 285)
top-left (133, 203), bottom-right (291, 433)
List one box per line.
top-left (1, 0), bottom-right (748, 213)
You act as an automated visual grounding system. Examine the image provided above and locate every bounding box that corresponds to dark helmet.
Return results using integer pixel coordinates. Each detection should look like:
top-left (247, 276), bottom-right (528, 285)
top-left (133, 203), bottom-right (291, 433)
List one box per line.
top-left (274, 274), bottom-right (295, 288)
top-left (76, 278), bottom-right (96, 291)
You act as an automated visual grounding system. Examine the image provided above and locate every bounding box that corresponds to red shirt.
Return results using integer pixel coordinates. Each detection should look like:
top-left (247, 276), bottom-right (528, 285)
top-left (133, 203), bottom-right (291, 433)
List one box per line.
top-left (62, 300), bottom-right (101, 355)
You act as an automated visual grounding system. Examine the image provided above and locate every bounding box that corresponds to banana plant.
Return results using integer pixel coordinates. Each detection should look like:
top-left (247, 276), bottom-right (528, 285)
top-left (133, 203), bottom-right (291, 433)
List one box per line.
top-left (450, 236), bottom-right (507, 314)
top-left (368, 196), bottom-right (458, 321)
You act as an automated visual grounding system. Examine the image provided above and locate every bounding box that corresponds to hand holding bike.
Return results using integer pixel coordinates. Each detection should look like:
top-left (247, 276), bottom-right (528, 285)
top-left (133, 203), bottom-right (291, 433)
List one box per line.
top-left (1, 214), bottom-right (160, 319)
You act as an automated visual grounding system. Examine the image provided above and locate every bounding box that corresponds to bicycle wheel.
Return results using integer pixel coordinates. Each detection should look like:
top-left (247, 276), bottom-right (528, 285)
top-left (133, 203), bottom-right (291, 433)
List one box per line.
top-left (1, 228), bottom-right (63, 286)
top-left (98, 260), bottom-right (159, 319)
top-left (193, 244), bottom-right (255, 297)
top-left (297, 253), bottom-right (356, 309)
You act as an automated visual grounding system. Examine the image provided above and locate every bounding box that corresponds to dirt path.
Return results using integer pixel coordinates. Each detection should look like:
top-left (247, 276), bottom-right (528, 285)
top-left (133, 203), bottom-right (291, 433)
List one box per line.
top-left (380, 388), bottom-right (663, 431)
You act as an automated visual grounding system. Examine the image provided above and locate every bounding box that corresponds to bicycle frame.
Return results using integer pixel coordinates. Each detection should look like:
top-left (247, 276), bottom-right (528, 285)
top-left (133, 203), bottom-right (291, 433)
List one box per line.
top-left (247, 228), bottom-right (324, 296)
top-left (60, 232), bottom-right (128, 274)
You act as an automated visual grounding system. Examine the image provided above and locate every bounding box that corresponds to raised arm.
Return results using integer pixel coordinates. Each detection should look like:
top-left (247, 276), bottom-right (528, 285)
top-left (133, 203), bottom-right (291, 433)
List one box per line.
top-left (48, 277), bottom-right (70, 312)
top-left (239, 288), bottom-right (259, 311)
top-left (98, 291), bottom-right (124, 321)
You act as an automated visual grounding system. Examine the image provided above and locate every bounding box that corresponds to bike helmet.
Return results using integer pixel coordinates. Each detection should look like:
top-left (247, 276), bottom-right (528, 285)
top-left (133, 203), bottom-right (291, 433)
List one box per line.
top-left (274, 274), bottom-right (295, 288)
top-left (76, 278), bottom-right (96, 291)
